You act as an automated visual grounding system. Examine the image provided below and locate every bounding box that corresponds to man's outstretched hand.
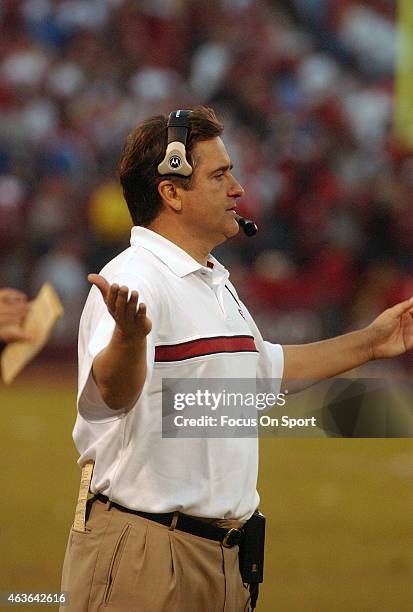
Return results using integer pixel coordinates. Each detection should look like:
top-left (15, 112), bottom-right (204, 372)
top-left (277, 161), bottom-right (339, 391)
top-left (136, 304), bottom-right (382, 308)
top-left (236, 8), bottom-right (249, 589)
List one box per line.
top-left (87, 274), bottom-right (152, 410)
top-left (280, 296), bottom-right (413, 387)
top-left (367, 297), bottom-right (413, 360)
top-left (88, 274), bottom-right (152, 340)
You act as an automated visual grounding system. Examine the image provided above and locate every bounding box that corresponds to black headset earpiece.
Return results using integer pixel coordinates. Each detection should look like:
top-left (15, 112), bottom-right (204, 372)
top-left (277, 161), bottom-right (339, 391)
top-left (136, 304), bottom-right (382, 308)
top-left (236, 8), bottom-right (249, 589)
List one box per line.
top-left (157, 110), bottom-right (193, 177)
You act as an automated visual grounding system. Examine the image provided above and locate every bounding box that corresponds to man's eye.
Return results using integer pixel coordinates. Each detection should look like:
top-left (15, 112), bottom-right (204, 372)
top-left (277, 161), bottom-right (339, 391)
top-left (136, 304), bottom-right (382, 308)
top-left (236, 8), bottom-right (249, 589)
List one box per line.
top-left (215, 173), bottom-right (224, 179)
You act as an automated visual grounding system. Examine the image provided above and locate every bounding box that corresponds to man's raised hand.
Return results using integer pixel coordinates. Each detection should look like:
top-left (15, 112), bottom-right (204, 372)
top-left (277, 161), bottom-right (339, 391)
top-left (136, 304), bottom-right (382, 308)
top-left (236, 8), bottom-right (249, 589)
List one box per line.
top-left (88, 274), bottom-right (152, 339)
top-left (366, 296), bottom-right (413, 360)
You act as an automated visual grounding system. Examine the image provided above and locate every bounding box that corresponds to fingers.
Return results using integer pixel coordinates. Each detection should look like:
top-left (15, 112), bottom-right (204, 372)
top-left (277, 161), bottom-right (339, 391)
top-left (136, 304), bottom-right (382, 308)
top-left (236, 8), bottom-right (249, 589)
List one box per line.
top-left (8, 330), bottom-right (32, 343)
top-left (0, 288), bottom-right (28, 325)
top-left (0, 324), bottom-right (32, 344)
top-left (114, 285), bottom-right (129, 317)
top-left (0, 304), bottom-right (29, 327)
top-left (88, 276), bottom-right (145, 324)
top-left (136, 302), bottom-right (147, 318)
top-left (127, 290), bottom-right (139, 316)
top-left (107, 283), bottom-right (120, 313)
top-left (88, 276), bottom-right (138, 320)
top-left (0, 288), bottom-right (28, 304)
top-left (115, 287), bottom-right (146, 320)
top-left (136, 302), bottom-right (152, 335)
top-left (388, 297), bottom-right (413, 318)
top-left (0, 286), bottom-right (29, 339)
top-left (108, 285), bottom-right (141, 321)
top-left (88, 274), bottom-right (110, 300)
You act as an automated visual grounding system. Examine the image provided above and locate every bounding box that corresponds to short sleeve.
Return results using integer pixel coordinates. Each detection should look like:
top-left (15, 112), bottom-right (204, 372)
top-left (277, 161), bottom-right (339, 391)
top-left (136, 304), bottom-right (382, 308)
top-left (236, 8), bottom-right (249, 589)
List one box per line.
top-left (241, 305), bottom-right (285, 406)
top-left (77, 273), bottom-right (157, 422)
top-left (230, 286), bottom-right (284, 384)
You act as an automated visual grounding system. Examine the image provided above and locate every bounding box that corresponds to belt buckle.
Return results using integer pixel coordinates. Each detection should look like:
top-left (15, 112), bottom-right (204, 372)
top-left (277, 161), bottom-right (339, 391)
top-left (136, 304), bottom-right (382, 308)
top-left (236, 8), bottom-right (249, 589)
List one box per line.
top-left (222, 527), bottom-right (242, 548)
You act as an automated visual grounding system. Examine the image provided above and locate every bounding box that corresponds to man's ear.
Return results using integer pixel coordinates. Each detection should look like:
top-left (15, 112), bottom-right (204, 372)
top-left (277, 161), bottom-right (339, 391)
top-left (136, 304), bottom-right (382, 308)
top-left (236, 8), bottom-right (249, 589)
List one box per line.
top-left (158, 180), bottom-right (182, 212)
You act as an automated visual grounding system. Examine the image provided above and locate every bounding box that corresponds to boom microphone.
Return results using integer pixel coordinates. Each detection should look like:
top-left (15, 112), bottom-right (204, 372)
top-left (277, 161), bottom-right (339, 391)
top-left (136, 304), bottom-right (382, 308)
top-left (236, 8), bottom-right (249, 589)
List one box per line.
top-left (235, 214), bottom-right (258, 237)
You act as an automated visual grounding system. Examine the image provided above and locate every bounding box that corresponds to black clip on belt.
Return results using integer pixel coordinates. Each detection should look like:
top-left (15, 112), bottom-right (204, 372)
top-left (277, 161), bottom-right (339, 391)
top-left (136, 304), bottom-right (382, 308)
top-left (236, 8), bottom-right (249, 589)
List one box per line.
top-left (93, 493), bottom-right (243, 548)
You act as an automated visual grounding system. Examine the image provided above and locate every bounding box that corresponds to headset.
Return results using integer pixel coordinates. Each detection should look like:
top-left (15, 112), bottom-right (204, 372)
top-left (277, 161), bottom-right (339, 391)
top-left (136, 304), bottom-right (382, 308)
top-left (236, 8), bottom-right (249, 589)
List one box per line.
top-left (158, 109), bottom-right (258, 237)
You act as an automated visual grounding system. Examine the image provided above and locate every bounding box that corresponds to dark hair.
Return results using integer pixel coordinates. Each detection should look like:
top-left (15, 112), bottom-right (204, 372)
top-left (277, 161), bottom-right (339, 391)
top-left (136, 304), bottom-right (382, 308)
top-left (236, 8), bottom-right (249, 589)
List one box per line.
top-left (118, 105), bottom-right (224, 226)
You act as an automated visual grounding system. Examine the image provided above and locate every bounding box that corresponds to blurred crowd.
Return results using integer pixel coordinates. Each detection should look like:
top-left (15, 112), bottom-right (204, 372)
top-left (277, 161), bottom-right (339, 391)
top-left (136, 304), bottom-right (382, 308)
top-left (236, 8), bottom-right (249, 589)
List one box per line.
top-left (0, 0), bottom-right (412, 370)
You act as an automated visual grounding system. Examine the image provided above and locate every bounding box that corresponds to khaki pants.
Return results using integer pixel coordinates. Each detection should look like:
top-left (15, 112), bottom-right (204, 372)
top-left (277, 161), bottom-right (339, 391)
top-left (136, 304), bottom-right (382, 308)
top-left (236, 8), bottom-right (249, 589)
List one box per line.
top-left (60, 498), bottom-right (251, 612)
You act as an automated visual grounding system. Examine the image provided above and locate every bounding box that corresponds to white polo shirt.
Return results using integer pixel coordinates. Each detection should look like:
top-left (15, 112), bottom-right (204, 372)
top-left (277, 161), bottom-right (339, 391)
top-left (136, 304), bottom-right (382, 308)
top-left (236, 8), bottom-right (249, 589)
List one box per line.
top-left (73, 226), bottom-right (284, 521)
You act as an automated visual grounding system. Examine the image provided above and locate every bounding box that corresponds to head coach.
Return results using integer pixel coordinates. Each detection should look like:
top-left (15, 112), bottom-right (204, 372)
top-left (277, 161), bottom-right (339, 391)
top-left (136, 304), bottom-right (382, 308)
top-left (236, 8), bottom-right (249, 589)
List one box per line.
top-left (60, 106), bottom-right (413, 612)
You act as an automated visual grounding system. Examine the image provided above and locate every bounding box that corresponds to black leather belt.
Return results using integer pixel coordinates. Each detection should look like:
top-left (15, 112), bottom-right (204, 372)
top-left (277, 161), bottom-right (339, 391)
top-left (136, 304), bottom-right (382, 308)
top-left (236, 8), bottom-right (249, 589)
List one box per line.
top-left (93, 493), bottom-right (244, 548)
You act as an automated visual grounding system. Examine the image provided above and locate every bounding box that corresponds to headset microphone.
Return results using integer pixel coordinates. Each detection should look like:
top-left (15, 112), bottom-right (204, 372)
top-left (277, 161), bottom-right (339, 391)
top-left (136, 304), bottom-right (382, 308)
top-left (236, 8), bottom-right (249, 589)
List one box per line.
top-left (235, 214), bottom-right (258, 237)
top-left (159, 110), bottom-right (258, 237)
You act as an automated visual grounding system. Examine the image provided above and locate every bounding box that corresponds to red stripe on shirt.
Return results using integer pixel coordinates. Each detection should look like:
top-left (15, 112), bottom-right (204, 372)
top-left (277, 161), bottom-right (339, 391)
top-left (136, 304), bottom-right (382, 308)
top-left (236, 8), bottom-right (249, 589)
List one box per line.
top-left (155, 335), bottom-right (257, 362)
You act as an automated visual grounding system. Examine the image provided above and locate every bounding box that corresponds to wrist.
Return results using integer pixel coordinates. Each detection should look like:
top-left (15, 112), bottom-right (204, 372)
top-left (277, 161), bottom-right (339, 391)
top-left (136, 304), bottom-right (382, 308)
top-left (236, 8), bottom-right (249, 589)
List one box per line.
top-left (361, 326), bottom-right (375, 362)
top-left (113, 325), bottom-right (147, 348)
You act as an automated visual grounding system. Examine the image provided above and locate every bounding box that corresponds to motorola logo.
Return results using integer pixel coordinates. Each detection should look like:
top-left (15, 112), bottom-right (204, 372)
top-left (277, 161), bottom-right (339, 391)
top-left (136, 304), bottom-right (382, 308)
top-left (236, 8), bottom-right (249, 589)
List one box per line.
top-left (169, 156), bottom-right (181, 169)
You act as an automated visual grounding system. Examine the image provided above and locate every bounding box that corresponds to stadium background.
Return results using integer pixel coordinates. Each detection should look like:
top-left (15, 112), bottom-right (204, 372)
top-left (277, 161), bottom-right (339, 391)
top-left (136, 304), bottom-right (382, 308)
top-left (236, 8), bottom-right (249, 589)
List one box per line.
top-left (1, 0), bottom-right (413, 610)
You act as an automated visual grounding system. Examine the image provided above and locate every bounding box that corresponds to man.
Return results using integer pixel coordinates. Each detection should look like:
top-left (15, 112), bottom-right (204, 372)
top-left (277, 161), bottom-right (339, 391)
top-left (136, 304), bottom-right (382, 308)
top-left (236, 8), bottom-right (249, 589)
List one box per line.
top-left (61, 106), bottom-right (413, 612)
top-left (0, 288), bottom-right (30, 346)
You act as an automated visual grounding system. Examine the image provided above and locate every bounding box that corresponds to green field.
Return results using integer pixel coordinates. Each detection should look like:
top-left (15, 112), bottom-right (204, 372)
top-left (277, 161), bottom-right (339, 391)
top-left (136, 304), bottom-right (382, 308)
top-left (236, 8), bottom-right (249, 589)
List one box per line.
top-left (1, 367), bottom-right (413, 611)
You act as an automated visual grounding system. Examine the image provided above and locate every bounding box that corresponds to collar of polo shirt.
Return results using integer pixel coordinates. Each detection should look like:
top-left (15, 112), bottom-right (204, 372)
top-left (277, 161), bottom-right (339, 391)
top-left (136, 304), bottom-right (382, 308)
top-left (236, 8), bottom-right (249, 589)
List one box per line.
top-left (130, 226), bottom-right (227, 279)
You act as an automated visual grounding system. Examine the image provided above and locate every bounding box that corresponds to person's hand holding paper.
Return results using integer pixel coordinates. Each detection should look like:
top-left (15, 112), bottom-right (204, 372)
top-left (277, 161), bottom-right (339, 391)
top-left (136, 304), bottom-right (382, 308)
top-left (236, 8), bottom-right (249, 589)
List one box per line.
top-left (0, 288), bottom-right (31, 343)
top-left (1, 283), bottom-right (64, 383)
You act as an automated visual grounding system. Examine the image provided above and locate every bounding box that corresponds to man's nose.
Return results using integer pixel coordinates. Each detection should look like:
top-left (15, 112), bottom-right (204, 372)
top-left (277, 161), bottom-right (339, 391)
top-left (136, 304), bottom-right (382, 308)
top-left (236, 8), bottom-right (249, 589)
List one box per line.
top-left (229, 177), bottom-right (245, 198)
